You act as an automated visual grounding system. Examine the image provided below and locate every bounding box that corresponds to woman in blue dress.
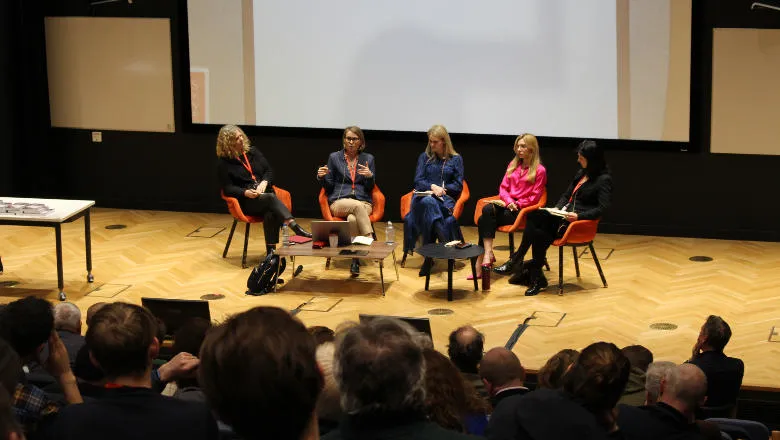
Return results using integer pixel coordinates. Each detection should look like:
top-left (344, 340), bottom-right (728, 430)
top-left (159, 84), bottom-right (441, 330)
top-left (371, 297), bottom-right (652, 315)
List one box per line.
top-left (404, 125), bottom-right (465, 276)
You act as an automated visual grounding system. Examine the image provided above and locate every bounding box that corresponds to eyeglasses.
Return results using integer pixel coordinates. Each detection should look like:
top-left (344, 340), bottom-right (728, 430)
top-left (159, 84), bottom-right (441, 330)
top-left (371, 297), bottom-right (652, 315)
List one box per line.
top-left (345, 137), bottom-right (360, 143)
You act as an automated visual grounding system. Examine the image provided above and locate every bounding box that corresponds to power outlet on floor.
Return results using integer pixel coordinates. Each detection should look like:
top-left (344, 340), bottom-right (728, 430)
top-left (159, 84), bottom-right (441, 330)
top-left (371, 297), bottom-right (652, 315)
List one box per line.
top-left (91, 131), bottom-right (102, 143)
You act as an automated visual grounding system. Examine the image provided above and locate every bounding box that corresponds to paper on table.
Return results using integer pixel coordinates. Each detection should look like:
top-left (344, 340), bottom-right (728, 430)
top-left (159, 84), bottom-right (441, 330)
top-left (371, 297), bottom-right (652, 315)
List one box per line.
top-left (351, 236), bottom-right (374, 245)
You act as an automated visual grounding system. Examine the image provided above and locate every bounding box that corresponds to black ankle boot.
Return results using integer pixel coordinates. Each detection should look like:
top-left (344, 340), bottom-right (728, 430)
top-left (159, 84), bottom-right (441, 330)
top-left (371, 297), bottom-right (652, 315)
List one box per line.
top-left (524, 263), bottom-right (548, 296)
top-left (288, 221), bottom-right (312, 238)
top-left (350, 258), bottom-right (360, 277)
top-left (508, 259), bottom-right (533, 285)
top-left (419, 258), bottom-right (434, 277)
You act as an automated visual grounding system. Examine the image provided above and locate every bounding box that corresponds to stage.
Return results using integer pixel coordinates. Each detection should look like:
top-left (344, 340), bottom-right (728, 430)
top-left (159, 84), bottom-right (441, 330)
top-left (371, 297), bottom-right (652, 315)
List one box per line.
top-left (1, 208), bottom-right (778, 390)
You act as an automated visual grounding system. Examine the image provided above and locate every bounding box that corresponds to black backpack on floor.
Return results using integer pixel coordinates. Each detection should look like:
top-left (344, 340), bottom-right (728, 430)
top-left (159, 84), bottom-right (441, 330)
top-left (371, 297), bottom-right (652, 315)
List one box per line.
top-left (246, 251), bottom-right (286, 295)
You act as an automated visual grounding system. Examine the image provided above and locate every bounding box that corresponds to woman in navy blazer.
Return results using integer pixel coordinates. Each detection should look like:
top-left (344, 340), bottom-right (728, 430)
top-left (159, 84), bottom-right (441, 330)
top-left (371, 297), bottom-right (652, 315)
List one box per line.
top-left (317, 126), bottom-right (376, 276)
top-left (404, 125), bottom-right (465, 276)
top-left (510, 140), bottom-right (612, 296)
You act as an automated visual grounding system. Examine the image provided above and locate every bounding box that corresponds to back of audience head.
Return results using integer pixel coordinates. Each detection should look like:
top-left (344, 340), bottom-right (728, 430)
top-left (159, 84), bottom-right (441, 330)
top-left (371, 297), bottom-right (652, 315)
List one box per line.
top-left (644, 361), bottom-right (676, 405)
top-left (53, 302), bottom-right (82, 334)
top-left (537, 349), bottom-right (579, 389)
top-left (308, 326), bottom-right (335, 346)
top-left (85, 302), bottom-right (107, 327)
top-left (335, 317), bottom-right (425, 415)
top-left (479, 347), bottom-right (525, 395)
top-left (700, 315), bottom-right (732, 352)
top-left (563, 342), bottom-right (630, 414)
top-left (447, 325), bottom-right (484, 374)
top-left (0, 297), bottom-right (53, 361)
top-left (660, 364), bottom-right (707, 416)
top-left (86, 302), bottom-right (159, 380)
top-left (423, 348), bottom-right (487, 433)
top-left (315, 342), bottom-right (342, 423)
top-left (172, 317), bottom-right (211, 389)
top-left (621, 345), bottom-right (653, 372)
top-left (0, 339), bottom-right (21, 396)
top-left (199, 306), bottom-right (322, 440)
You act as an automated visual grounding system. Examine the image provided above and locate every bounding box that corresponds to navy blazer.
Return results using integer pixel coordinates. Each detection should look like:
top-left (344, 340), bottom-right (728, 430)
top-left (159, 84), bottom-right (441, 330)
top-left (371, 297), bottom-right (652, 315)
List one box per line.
top-left (413, 153), bottom-right (464, 200)
top-left (320, 150), bottom-right (376, 204)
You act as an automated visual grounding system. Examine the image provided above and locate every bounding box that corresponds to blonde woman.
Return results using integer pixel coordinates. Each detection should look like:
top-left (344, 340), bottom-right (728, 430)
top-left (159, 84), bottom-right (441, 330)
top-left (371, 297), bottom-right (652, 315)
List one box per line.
top-left (216, 125), bottom-right (310, 255)
top-left (316, 126), bottom-right (375, 276)
top-left (471, 134), bottom-right (546, 279)
top-left (404, 125), bottom-right (465, 276)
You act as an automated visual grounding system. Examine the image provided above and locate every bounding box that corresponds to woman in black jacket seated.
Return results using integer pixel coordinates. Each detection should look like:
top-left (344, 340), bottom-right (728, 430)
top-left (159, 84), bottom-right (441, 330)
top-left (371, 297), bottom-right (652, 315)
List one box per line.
top-left (216, 125), bottom-right (310, 256)
top-left (508, 140), bottom-right (611, 296)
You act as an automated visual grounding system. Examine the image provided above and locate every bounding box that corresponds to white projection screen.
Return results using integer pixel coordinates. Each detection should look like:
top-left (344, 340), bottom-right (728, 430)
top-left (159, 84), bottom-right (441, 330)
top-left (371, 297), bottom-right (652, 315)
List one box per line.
top-left (187, 0), bottom-right (691, 141)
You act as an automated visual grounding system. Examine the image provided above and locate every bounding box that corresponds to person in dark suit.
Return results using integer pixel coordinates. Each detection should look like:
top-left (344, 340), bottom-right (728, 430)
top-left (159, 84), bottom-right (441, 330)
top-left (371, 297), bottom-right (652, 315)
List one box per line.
top-left (317, 126), bottom-right (376, 276)
top-left (507, 140), bottom-right (612, 296)
top-left (216, 124), bottom-right (310, 256)
top-left (479, 347), bottom-right (529, 410)
top-left (688, 315), bottom-right (744, 417)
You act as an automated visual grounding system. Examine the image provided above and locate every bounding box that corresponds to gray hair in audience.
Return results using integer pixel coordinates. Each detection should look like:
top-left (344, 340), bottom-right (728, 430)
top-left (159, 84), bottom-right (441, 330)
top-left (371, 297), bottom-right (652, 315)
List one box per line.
top-left (644, 361), bottom-right (676, 404)
top-left (664, 364), bottom-right (707, 409)
top-left (334, 317), bottom-right (426, 415)
top-left (54, 302), bottom-right (81, 333)
top-left (316, 342), bottom-right (343, 422)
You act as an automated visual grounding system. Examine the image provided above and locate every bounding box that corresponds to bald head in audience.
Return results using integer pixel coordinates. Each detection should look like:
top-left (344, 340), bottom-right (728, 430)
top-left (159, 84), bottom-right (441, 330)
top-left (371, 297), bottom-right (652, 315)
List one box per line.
top-left (659, 364), bottom-right (708, 420)
top-left (479, 347), bottom-right (525, 396)
top-left (54, 302), bottom-right (82, 334)
top-left (447, 325), bottom-right (484, 374)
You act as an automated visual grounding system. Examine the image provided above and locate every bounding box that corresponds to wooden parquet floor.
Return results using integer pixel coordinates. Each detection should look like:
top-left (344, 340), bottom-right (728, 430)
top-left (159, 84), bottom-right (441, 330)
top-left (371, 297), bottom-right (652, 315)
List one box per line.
top-left (1, 208), bottom-right (779, 389)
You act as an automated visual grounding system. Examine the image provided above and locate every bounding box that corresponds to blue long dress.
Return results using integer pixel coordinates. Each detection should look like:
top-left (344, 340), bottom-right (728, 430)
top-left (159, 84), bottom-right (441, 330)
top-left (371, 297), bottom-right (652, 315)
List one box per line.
top-left (404, 152), bottom-right (465, 252)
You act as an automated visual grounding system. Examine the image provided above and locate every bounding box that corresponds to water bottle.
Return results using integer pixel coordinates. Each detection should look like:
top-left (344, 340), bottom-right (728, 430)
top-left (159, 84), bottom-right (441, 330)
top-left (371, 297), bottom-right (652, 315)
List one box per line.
top-left (385, 221), bottom-right (395, 244)
top-left (281, 224), bottom-right (290, 247)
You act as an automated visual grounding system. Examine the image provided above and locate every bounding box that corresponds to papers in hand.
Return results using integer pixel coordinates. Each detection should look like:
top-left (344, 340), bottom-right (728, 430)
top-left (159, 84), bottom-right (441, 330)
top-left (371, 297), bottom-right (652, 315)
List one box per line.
top-left (541, 207), bottom-right (569, 218)
top-left (487, 200), bottom-right (506, 207)
top-left (351, 236), bottom-right (374, 246)
top-left (413, 190), bottom-right (435, 196)
top-left (444, 240), bottom-right (463, 247)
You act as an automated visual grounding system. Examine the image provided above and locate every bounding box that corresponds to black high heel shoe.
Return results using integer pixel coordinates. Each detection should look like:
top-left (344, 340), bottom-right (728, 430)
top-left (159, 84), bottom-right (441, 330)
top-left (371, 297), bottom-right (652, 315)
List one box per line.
top-left (288, 221), bottom-right (312, 238)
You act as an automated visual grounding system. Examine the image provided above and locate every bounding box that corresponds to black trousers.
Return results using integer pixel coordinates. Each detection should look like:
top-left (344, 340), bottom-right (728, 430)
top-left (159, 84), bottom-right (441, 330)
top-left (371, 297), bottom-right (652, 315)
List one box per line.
top-left (477, 204), bottom-right (519, 242)
top-left (516, 210), bottom-right (569, 264)
top-left (239, 194), bottom-right (293, 245)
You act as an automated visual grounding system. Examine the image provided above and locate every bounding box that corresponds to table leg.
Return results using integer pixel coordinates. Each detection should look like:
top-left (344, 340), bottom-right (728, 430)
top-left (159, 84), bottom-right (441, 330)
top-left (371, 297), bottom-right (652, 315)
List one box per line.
top-left (391, 250), bottom-right (399, 281)
top-left (85, 210), bottom-right (94, 283)
top-left (291, 256), bottom-right (297, 277)
top-left (470, 257), bottom-right (478, 290)
top-left (425, 267), bottom-right (431, 291)
top-left (379, 259), bottom-right (385, 296)
top-left (447, 259), bottom-right (454, 302)
top-left (55, 225), bottom-right (65, 301)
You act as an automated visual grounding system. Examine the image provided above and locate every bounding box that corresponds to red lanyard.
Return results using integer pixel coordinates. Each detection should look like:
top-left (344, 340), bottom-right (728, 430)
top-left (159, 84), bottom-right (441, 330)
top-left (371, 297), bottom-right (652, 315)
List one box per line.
top-left (345, 151), bottom-right (358, 193)
top-left (104, 383), bottom-right (124, 389)
top-left (238, 152), bottom-right (257, 184)
top-left (568, 176), bottom-right (588, 203)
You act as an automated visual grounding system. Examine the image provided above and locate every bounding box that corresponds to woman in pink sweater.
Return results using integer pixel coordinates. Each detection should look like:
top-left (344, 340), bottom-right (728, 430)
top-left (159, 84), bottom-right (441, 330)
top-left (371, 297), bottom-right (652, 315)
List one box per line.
top-left (472, 134), bottom-right (546, 278)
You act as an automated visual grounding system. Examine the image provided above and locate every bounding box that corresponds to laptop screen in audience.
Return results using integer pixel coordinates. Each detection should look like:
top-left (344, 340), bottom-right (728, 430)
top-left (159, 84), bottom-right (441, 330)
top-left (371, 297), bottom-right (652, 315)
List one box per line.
top-left (141, 297), bottom-right (211, 338)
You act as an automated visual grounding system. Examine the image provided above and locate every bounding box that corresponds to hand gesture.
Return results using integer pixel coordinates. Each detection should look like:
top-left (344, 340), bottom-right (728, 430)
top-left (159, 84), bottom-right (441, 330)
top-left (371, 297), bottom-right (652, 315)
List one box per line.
top-left (244, 189), bottom-right (259, 199)
top-left (45, 331), bottom-right (72, 379)
top-left (357, 162), bottom-right (373, 178)
top-left (563, 212), bottom-right (579, 222)
top-left (691, 340), bottom-right (703, 360)
top-left (157, 352), bottom-right (200, 382)
top-left (507, 202), bottom-right (518, 212)
top-left (317, 165), bottom-right (329, 179)
top-left (430, 184), bottom-right (446, 197)
top-left (256, 180), bottom-right (268, 194)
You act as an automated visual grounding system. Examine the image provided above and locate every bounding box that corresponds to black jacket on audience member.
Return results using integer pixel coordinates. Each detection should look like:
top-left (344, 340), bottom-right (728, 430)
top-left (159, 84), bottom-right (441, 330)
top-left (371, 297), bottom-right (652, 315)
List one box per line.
top-left (486, 388), bottom-right (621, 440)
top-left (46, 386), bottom-right (218, 440)
top-left (616, 403), bottom-right (706, 440)
top-left (322, 409), bottom-right (480, 440)
top-left (688, 351), bottom-right (744, 410)
top-left (490, 387), bottom-right (530, 411)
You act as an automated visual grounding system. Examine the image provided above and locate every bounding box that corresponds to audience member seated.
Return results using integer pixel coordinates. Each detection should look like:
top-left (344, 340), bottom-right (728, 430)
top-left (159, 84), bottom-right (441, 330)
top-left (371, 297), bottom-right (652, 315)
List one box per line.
top-left (644, 361), bottom-right (677, 405)
top-left (324, 317), bottom-right (479, 439)
top-left (447, 325), bottom-right (488, 400)
top-left (30, 303), bottom-right (86, 378)
top-left (309, 326), bottom-right (336, 346)
top-left (423, 349), bottom-right (489, 436)
top-left (688, 315), bottom-right (744, 418)
top-left (617, 363), bottom-right (720, 440)
top-left (0, 340), bottom-right (23, 440)
top-left (170, 317), bottom-right (211, 403)
top-left (487, 342), bottom-right (629, 440)
top-left (316, 342), bottom-right (342, 437)
top-left (199, 307), bottom-right (322, 440)
top-left (84, 303), bottom-right (106, 327)
top-left (479, 347), bottom-right (529, 410)
top-left (0, 388), bottom-right (23, 440)
top-left (0, 298), bottom-right (82, 435)
top-left (535, 348), bottom-right (579, 390)
top-left (48, 302), bottom-right (217, 440)
top-left (72, 345), bottom-right (106, 399)
top-left (618, 345), bottom-right (654, 406)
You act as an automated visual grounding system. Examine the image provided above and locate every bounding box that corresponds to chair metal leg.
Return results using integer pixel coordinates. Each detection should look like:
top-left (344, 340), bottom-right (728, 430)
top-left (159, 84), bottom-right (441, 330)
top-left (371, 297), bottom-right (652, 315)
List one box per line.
top-left (558, 246), bottom-right (564, 296)
top-left (508, 233), bottom-right (515, 255)
top-left (325, 258), bottom-right (331, 269)
top-left (401, 250), bottom-right (408, 267)
top-left (573, 246), bottom-right (581, 277)
top-left (223, 219), bottom-right (238, 258)
top-left (589, 243), bottom-right (608, 287)
top-left (242, 222), bottom-right (250, 269)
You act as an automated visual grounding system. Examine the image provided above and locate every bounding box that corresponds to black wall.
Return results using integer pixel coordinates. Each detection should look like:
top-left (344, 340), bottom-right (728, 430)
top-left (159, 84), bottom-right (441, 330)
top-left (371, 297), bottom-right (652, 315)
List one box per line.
top-left (3, 0), bottom-right (779, 241)
top-left (0, 0), bottom-right (15, 195)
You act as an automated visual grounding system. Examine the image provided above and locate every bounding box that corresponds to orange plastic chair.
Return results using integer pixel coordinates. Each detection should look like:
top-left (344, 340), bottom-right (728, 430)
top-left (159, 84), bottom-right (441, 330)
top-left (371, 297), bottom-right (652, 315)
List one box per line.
top-left (473, 189), bottom-right (547, 257)
top-left (318, 185), bottom-right (386, 238)
top-left (399, 180), bottom-right (470, 266)
top-left (221, 186), bottom-right (293, 268)
top-left (552, 219), bottom-right (607, 295)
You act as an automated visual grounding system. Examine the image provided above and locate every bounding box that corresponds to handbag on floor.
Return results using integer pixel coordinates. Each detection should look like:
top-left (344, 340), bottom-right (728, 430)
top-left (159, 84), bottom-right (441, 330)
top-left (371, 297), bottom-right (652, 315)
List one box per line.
top-left (246, 251), bottom-right (286, 295)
